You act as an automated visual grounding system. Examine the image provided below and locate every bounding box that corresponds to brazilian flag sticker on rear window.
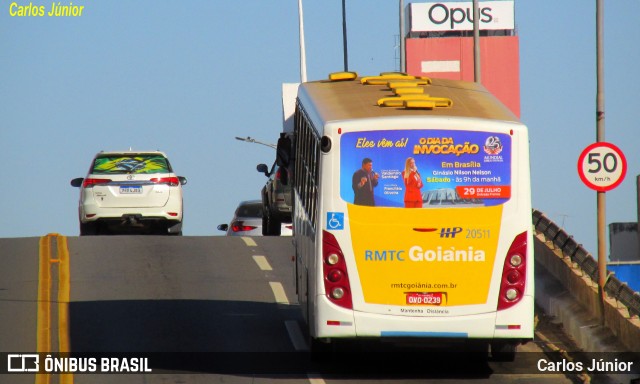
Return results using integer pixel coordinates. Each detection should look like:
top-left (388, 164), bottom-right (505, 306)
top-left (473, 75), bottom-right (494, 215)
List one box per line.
top-left (92, 155), bottom-right (170, 174)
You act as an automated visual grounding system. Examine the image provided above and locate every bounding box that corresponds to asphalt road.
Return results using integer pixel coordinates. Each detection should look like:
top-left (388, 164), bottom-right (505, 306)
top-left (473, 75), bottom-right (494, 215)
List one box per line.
top-left (0, 235), bottom-right (576, 383)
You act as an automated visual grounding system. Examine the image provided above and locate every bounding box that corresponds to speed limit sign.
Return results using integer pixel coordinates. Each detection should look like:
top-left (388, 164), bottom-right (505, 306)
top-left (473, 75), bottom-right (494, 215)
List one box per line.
top-left (577, 142), bottom-right (627, 192)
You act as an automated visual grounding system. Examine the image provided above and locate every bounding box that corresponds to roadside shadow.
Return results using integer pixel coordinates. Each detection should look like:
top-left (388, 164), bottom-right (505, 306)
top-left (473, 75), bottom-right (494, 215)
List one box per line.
top-left (69, 300), bottom-right (298, 353)
top-left (68, 299), bottom-right (494, 378)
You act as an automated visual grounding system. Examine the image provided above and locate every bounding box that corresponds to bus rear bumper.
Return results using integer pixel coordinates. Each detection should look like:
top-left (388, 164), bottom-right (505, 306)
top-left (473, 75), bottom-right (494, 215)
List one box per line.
top-left (316, 295), bottom-right (534, 341)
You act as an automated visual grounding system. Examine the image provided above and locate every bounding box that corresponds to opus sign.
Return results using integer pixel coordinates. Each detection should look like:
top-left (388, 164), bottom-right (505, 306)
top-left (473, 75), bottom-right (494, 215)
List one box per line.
top-left (409, 1), bottom-right (514, 32)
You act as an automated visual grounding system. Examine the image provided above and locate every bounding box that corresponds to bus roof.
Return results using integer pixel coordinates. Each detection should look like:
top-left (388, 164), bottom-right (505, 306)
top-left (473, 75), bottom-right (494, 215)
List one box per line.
top-left (298, 76), bottom-right (519, 125)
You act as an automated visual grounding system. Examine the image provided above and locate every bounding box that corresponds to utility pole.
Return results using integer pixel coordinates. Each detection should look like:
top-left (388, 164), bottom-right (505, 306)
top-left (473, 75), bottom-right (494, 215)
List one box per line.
top-left (235, 136), bottom-right (277, 149)
top-left (298, 0), bottom-right (307, 82)
top-left (399, 0), bottom-right (405, 72)
top-left (342, 0), bottom-right (349, 71)
top-left (473, 0), bottom-right (481, 83)
top-left (595, 0), bottom-right (606, 326)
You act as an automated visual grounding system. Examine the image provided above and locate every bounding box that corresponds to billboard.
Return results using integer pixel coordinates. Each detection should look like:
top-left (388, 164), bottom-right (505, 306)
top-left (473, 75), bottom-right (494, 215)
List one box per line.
top-left (409, 1), bottom-right (515, 32)
top-left (405, 36), bottom-right (520, 117)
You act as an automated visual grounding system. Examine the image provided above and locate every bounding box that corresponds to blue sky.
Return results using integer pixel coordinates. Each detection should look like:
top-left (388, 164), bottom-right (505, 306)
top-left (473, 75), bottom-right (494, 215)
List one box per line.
top-left (2, 1), bottom-right (639, 257)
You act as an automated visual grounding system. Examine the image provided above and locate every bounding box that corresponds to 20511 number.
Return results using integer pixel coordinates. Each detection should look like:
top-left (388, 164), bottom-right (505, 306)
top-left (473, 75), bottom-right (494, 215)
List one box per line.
top-left (466, 229), bottom-right (490, 239)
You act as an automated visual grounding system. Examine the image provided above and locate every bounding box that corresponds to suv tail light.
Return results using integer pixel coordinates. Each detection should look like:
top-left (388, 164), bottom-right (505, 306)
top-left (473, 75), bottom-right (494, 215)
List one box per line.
top-left (322, 230), bottom-right (353, 309)
top-left (83, 178), bottom-right (111, 188)
top-left (276, 166), bottom-right (289, 185)
top-left (497, 231), bottom-right (528, 311)
top-left (150, 177), bottom-right (180, 186)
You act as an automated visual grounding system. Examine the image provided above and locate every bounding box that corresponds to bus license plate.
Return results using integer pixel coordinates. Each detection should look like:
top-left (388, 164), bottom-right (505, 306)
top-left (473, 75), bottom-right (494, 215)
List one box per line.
top-left (119, 186), bottom-right (142, 194)
top-left (406, 292), bottom-right (444, 306)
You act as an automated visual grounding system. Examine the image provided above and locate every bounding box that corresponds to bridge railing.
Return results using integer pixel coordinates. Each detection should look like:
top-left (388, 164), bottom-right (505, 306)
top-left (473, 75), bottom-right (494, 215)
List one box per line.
top-left (532, 209), bottom-right (640, 318)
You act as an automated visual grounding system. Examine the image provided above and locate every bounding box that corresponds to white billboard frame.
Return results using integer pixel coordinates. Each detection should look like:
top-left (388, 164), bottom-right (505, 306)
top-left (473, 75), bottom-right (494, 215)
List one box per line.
top-left (409, 1), bottom-right (514, 32)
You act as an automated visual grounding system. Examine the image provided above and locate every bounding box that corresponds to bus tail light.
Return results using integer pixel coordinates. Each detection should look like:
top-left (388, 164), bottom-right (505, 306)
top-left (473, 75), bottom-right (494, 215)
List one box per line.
top-left (497, 231), bottom-right (528, 311)
top-left (322, 230), bottom-right (353, 309)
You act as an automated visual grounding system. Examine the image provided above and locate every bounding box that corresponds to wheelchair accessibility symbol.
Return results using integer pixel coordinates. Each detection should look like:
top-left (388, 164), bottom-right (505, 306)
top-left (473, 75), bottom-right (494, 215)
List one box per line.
top-left (327, 212), bottom-right (344, 230)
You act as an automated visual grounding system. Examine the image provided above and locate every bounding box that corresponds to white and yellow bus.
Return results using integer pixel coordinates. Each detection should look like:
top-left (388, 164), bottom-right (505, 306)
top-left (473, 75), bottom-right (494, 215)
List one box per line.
top-left (279, 72), bottom-right (533, 360)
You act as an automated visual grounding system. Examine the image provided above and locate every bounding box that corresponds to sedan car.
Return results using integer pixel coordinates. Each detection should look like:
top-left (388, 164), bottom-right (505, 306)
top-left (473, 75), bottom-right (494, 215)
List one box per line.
top-left (218, 200), bottom-right (292, 236)
top-left (70, 150), bottom-right (187, 235)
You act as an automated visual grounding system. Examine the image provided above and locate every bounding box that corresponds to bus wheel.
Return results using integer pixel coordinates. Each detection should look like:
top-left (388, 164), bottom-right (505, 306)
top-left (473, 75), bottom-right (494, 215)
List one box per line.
top-left (490, 342), bottom-right (517, 362)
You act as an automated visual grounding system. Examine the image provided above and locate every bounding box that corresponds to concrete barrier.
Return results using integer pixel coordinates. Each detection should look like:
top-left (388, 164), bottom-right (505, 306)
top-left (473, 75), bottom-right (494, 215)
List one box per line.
top-left (534, 231), bottom-right (640, 352)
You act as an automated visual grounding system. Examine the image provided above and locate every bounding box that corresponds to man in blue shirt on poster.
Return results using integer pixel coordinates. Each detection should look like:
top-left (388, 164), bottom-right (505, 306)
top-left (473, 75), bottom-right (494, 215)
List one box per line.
top-left (352, 158), bottom-right (379, 206)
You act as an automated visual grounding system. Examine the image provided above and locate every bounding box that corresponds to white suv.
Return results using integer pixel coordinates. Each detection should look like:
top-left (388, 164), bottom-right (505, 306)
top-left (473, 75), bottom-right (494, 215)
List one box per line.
top-left (71, 150), bottom-right (187, 235)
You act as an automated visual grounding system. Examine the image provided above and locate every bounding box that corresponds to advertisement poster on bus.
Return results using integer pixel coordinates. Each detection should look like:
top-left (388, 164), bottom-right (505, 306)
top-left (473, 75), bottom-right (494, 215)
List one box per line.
top-left (340, 129), bottom-right (513, 307)
top-left (340, 129), bottom-right (512, 208)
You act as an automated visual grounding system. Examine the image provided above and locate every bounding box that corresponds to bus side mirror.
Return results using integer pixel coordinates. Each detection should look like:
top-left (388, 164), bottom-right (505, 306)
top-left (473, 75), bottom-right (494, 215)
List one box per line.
top-left (276, 134), bottom-right (292, 167)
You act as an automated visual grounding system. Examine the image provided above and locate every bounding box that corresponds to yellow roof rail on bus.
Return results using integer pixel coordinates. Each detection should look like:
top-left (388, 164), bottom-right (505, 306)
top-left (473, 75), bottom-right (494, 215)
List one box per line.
top-left (404, 97), bottom-right (453, 109)
top-left (378, 95), bottom-right (453, 109)
top-left (328, 71), bottom-right (358, 81)
top-left (379, 71), bottom-right (408, 76)
top-left (393, 87), bottom-right (425, 96)
top-left (378, 95), bottom-right (432, 107)
top-left (361, 74), bottom-right (431, 85)
top-left (387, 80), bottom-right (432, 89)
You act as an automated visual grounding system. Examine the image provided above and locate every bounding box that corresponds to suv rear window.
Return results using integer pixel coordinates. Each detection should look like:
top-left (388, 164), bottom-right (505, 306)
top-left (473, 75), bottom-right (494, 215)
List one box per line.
top-left (92, 155), bottom-right (171, 174)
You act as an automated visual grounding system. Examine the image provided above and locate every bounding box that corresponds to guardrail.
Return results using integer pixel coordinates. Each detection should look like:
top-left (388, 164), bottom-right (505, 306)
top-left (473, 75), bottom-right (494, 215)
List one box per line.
top-left (533, 209), bottom-right (640, 318)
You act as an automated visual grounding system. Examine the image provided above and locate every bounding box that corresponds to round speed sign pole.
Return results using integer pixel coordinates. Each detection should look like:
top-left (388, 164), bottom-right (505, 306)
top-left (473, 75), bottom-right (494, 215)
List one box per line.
top-left (577, 142), bottom-right (627, 192)
top-left (577, 141), bottom-right (626, 326)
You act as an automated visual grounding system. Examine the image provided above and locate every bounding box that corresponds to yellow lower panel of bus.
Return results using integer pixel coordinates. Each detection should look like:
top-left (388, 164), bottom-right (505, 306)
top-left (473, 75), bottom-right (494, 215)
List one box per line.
top-left (347, 204), bottom-right (503, 307)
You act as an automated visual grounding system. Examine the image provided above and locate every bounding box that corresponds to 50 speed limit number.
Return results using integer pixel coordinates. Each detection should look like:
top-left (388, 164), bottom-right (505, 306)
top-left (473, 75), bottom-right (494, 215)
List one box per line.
top-left (577, 142), bottom-right (627, 192)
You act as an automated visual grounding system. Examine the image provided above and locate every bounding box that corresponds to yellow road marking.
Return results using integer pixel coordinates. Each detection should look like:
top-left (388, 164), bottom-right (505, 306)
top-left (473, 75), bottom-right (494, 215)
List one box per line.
top-left (57, 236), bottom-right (73, 384)
top-left (37, 234), bottom-right (72, 384)
top-left (252, 255), bottom-right (273, 271)
top-left (36, 236), bottom-right (51, 384)
top-left (269, 281), bottom-right (289, 305)
top-left (241, 236), bottom-right (257, 247)
top-left (57, 235), bottom-right (71, 353)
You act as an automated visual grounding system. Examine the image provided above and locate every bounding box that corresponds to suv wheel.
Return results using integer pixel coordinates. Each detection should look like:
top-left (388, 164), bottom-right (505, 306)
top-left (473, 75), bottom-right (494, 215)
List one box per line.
top-left (80, 222), bottom-right (98, 236)
top-left (167, 221), bottom-right (183, 236)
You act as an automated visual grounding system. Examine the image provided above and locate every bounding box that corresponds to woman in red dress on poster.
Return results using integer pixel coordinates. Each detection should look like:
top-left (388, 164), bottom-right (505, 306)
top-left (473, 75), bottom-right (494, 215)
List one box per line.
top-left (402, 157), bottom-right (423, 208)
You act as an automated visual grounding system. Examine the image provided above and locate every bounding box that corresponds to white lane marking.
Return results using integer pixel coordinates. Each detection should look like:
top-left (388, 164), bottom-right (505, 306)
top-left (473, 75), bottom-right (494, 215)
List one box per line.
top-left (241, 236), bottom-right (257, 247)
top-left (284, 320), bottom-right (308, 351)
top-left (307, 373), bottom-right (327, 384)
top-left (252, 255), bottom-right (273, 271)
top-left (269, 281), bottom-right (289, 305)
